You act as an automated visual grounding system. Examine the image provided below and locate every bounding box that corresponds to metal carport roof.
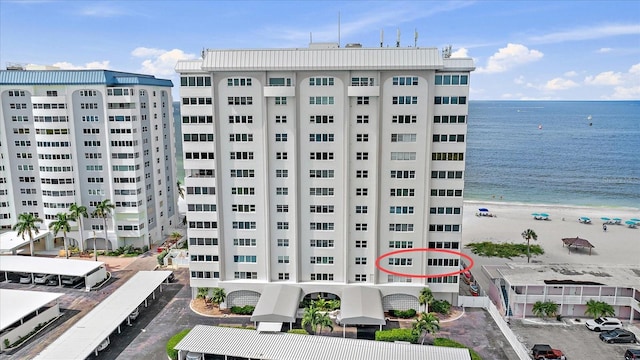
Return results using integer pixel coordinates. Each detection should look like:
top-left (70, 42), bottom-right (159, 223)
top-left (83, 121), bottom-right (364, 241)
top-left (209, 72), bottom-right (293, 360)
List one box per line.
top-left (33, 271), bottom-right (172, 360)
top-left (175, 325), bottom-right (472, 360)
top-left (0, 255), bottom-right (104, 277)
top-left (339, 286), bottom-right (386, 326)
top-left (250, 284), bottom-right (302, 323)
top-left (0, 231), bottom-right (50, 253)
top-left (0, 289), bottom-right (62, 331)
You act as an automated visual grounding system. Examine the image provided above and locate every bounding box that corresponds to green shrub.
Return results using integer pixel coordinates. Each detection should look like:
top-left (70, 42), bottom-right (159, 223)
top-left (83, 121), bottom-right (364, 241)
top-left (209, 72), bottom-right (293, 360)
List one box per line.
top-left (391, 309), bottom-right (417, 318)
top-left (431, 300), bottom-right (451, 315)
top-left (157, 250), bottom-right (168, 265)
top-left (230, 305), bottom-right (255, 315)
top-left (375, 328), bottom-right (419, 343)
top-left (433, 338), bottom-right (483, 360)
top-left (142, 245), bottom-right (149, 253)
top-left (166, 329), bottom-right (191, 360)
top-left (287, 329), bottom-right (309, 335)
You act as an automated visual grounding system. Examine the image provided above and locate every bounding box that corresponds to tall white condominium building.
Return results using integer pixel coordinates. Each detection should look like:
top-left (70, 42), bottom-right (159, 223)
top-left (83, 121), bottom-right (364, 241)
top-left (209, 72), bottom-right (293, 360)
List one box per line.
top-left (176, 44), bottom-right (474, 308)
top-left (0, 69), bottom-right (178, 251)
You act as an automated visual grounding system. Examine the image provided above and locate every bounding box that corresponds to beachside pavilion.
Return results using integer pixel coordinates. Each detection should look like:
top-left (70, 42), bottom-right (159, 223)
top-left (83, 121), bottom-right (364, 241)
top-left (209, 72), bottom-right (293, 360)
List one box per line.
top-left (491, 263), bottom-right (640, 322)
top-left (175, 325), bottom-right (472, 360)
top-left (0, 289), bottom-right (63, 352)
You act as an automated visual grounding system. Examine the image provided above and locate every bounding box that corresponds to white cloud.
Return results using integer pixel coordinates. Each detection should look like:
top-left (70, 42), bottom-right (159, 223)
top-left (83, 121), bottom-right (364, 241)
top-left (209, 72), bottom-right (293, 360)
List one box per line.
top-left (564, 71), bottom-right (578, 77)
top-left (543, 77), bottom-right (579, 91)
top-left (450, 47), bottom-right (469, 58)
top-left (132, 47), bottom-right (197, 76)
top-left (609, 85), bottom-right (640, 99)
top-left (584, 71), bottom-right (623, 86)
top-left (476, 43), bottom-right (543, 74)
top-left (597, 48), bottom-right (613, 53)
top-left (529, 24), bottom-right (640, 44)
top-left (513, 75), bottom-right (525, 84)
top-left (79, 4), bottom-right (126, 17)
top-left (52, 61), bottom-right (110, 69)
top-left (629, 63), bottom-right (640, 75)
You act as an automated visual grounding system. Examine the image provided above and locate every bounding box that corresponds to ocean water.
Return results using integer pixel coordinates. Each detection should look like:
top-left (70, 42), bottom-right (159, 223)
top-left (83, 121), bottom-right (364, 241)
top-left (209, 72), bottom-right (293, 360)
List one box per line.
top-left (464, 101), bottom-right (640, 208)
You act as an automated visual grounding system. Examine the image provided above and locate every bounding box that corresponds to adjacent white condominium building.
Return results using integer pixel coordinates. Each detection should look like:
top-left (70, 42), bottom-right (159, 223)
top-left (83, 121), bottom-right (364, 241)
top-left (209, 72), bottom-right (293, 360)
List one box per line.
top-left (0, 69), bottom-right (178, 251)
top-left (176, 44), bottom-right (474, 308)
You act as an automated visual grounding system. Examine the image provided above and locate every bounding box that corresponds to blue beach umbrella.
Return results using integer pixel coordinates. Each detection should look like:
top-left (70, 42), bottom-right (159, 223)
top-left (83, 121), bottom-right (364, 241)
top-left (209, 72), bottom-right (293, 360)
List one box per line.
top-left (600, 217), bottom-right (611, 221)
top-left (630, 218), bottom-right (640, 222)
top-left (612, 218), bottom-right (622, 221)
top-left (531, 213), bottom-right (540, 216)
top-left (479, 208), bottom-right (489, 212)
top-left (540, 213), bottom-right (550, 217)
top-left (580, 217), bottom-right (591, 221)
top-left (625, 220), bottom-right (637, 225)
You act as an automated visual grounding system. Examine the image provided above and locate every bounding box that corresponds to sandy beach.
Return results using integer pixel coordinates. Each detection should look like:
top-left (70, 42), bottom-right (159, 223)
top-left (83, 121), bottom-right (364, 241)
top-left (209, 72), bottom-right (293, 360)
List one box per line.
top-left (462, 200), bottom-right (640, 269)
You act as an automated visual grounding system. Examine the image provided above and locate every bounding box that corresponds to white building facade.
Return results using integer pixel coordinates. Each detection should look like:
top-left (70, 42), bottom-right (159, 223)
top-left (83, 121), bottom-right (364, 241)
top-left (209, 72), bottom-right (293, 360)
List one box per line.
top-left (0, 69), bottom-right (178, 251)
top-left (176, 45), bottom-right (474, 308)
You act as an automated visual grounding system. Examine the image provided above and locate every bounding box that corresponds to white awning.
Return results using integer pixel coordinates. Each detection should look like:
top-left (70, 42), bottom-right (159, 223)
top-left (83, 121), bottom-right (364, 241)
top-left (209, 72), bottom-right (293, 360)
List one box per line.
top-left (339, 286), bottom-right (385, 326)
top-left (0, 231), bottom-right (49, 253)
top-left (0, 289), bottom-right (62, 331)
top-left (0, 255), bottom-right (104, 277)
top-left (250, 284), bottom-right (301, 323)
top-left (34, 271), bottom-right (172, 360)
top-left (256, 322), bottom-right (283, 333)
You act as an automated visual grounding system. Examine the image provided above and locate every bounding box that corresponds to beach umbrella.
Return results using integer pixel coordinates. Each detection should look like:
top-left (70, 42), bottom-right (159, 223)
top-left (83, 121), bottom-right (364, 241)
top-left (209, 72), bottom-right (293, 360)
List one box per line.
top-left (600, 217), bottom-right (611, 221)
top-left (478, 208), bottom-right (489, 212)
top-left (612, 218), bottom-right (622, 221)
top-left (580, 217), bottom-right (590, 221)
top-left (630, 218), bottom-right (640, 222)
top-left (540, 213), bottom-right (550, 217)
top-left (625, 220), bottom-right (637, 226)
top-left (531, 213), bottom-right (540, 216)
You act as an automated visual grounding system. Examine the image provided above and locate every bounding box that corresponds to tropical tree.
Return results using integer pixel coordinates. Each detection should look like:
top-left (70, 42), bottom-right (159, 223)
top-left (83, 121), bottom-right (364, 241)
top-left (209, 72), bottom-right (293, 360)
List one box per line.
top-left (532, 300), bottom-right (559, 320)
top-left (176, 180), bottom-right (185, 199)
top-left (12, 213), bottom-right (43, 256)
top-left (316, 312), bottom-right (334, 335)
top-left (419, 287), bottom-right (435, 313)
top-left (314, 298), bottom-right (329, 311)
top-left (521, 228), bottom-right (538, 263)
top-left (92, 199), bottom-right (115, 252)
top-left (584, 299), bottom-right (615, 319)
top-left (49, 212), bottom-right (74, 259)
top-left (301, 305), bottom-right (333, 335)
top-left (69, 203), bottom-right (88, 252)
top-left (211, 287), bottom-right (226, 307)
top-left (197, 287), bottom-right (211, 302)
top-left (412, 312), bottom-right (440, 344)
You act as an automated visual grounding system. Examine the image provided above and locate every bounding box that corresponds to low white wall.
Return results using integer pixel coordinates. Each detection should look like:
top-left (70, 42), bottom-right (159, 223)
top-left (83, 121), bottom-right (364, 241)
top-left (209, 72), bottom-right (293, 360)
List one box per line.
top-left (85, 266), bottom-right (108, 290)
top-left (0, 304), bottom-right (60, 351)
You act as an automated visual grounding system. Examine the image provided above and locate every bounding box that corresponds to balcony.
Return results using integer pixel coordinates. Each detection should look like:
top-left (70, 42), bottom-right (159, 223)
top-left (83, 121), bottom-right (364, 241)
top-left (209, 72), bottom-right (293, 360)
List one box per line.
top-left (263, 86), bottom-right (296, 97)
top-left (347, 86), bottom-right (379, 97)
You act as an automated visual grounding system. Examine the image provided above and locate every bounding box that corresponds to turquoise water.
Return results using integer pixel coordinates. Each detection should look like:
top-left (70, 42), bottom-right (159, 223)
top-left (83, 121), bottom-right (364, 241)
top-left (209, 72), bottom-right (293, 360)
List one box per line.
top-left (465, 101), bottom-right (640, 208)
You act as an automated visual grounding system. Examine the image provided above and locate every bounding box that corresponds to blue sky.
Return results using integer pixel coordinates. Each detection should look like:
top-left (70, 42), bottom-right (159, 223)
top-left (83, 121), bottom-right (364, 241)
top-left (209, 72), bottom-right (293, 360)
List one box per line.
top-left (1, 0), bottom-right (639, 100)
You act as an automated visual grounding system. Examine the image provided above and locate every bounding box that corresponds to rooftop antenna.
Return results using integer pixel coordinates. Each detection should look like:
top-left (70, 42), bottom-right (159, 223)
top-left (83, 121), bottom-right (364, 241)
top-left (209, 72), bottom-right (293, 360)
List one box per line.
top-left (338, 12), bottom-right (341, 47)
top-left (310, 32), bottom-right (313, 44)
top-left (380, 29), bottom-right (384, 48)
top-left (201, 48), bottom-right (205, 59)
top-left (396, 28), bottom-right (400, 47)
top-left (442, 45), bottom-right (452, 58)
top-left (414, 29), bottom-right (418, 47)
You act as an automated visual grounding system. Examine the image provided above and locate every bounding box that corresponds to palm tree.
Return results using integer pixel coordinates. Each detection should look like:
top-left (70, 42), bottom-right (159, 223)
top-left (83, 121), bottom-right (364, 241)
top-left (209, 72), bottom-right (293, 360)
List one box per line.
top-left (301, 305), bottom-right (321, 335)
top-left (314, 298), bottom-right (329, 311)
top-left (69, 203), bottom-right (88, 252)
top-left (176, 180), bottom-right (185, 199)
top-left (521, 228), bottom-right (538, 263)
top-left (92, 199), bottom-right (115, 252)
top-left (412, 312), bottom-right (440, 344)
top-left (532, 300), bottom-right (558, 320)
top-left (211, 287), bottom-right (226, 307)
top-left (197, 287), bottom-right (210, 302)
top-left (419, 287), bottom-right (435, 313)
top-left (316, 312), bottom-right (333, 335)
top-left (49, 212), bottom-right (74, 259)
top-left (12, 213), bottom-right (43, 256)
top-left (584, 299), bottom-right (615, 319)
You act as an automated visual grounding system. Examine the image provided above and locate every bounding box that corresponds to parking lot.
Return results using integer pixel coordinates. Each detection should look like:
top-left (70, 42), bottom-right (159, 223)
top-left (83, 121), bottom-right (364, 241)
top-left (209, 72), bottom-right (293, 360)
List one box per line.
top-left (510, 318), bottom-right (639, 359)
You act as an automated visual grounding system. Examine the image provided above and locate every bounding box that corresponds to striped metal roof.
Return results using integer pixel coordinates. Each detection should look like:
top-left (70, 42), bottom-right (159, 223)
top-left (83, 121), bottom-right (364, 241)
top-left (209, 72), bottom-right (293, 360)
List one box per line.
top-left (176, 47), bottom-right (475, 72)
top-left (175, 325), bottom-right (472, 360)
top-left (0, 70), bottom-right (173, 87)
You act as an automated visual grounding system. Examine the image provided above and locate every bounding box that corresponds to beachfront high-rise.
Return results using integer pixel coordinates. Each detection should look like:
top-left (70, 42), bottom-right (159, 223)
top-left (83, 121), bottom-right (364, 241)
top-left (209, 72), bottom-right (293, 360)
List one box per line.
top-left (0, 68), bottom-right (178, 251)
top-left (176, 43), bottom-right (474, 308)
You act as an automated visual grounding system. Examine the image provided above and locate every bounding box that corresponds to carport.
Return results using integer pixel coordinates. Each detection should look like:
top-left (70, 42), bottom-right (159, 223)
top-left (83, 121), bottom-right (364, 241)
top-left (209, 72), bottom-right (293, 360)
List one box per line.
top-left (337, 286), bottom-right (386, 337)
top-left (0, 289), bottom-right (62, 352)
top-left (0, 255), bottom-right (106, 290)
top-left (250, 284), bottom-right (302, 332)
top-left (33, 271), bottom-right (172, 360)
top-left (0, 231), bottom-right (50, 255)
top-left (175, 325), bottom-right (472, 360)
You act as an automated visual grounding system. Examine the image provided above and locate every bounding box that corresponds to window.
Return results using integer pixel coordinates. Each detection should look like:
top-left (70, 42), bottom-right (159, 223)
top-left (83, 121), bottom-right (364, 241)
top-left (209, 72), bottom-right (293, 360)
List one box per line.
top-left (351, 77), bottom-right (374, 86)
top-left (188, 221), bottom-right (218, 229)
top-left (269, 77), bottom-right (292, 86)
top-left (392, 96), bottom-right (418, 105)
top-left (309, 133), bottom-right (334, 142)
top-left (391, 134), bottom-right (417, 142)
top-left (230, 151), bottom-right (254, 160)
top-left (356, 134), bottom-right (368, 142)
top-left (309, 77), bottom-right (334, 86)
top-left (428, 258), bottom-right (460, 267)
top-left (310, 239), bottom-right (334, 247)
top-left (276, 169), bottom-right (288, 178)
top-left (431, 171), bottom-right (463, 179)
top-left (228, 96), bottom-right (253, 105)
top-left (229, 115), bottom-right (253, 123)
top-left (356, 188), bottom-right (368, 196)
top-left (432, 134), bottom-right (465, 143)
top-left (310, 205), bottom-right (334, 213)
top-left (355, 206), bottom-right (368, 214)
top-left (227, 78), bottom-right (252, 86)
top-left (233, 238), bottom-right (257, 246)
top-left (233, 255), bottom-right (257, 263)
top-left (232, 221), bottom-right (257, 229)
top-left (356, 152), bottom-right (369, 160)
top-left (276, 205), bottom-right (289, 213)
top-left (231, 187), bottom-right (255, 195)
top-left (229, 133), bottom-right (253, 142)
top-left (355, 223), bottom-right (367, 231)
top-left (181, 76), bottom-right (211, 87)
top-left (435, 74), bottom-right (468, 85)
top-left (428, 224), bottom-right (461, 232)
top-left (355, 257), bottom-right (367, 265)
top-left (427, 276), bottom-right (459, 284)
top-left (277, 238), bottom-right (289, 247)
top-left (310, 256), bottom-right (334, 264)
top-left (390, 152), bottom-right (416, 160)
top-left (232, 204), bottom-right (256, 212)
top-left (276, 152), bottom-right (288, 160)
top-left (431, 152), bottom-right (464, 161)
top-left (389, 241), bottom-right (414, 249)
top-left (390, 206), bottom-right (414, 214)
top-left (309, 187), bottom-right (334, 196)
top-left (355, 240), bottom-right (367, 248)
top-left (278, 273), bottom-right (290, 280)
top-left (183, 115), bottom-right (214, 124)
top-left (388, 258), bottom-right (412, 266)
top-left (389, 223), bottom-right (414, 232)
top-left (310, 273), bottom-right (334, 281)
top-left (434, 115), bottom-right (466, 124)
top-left (310, 115), bottom-right (333, 123)
top-left (276, 187), bottom-right (288, 195)
top-left (309, 170), bottom-right (334, 178)
top-left (186, 186), bottom-right (216, 195)
top-left (309, 96), bottom-right (334, 105)
top-left (392, 76), bottom-right (419, 86)
top-left (356, 115), bottom-right (369, 124)
top-left (430, 189), bottom-right (463, 197)
top-left (230, 169), bottom-right (255, 178)
top-left (356, 97), bottom-right (370, 105)
top-left (275, 133), bottom-right (287, 142)
top-left (355, 274), bottom-right (367, 282)
top-left (275, 115), bottom-right (287, 123)
top-left (310, 223), bottom-right (334, 231)
top-left (189, 237), bottom-right (218, 246)
top-left (390, 170), bottom-right (415, 179)
top-left (278, 256), bottom-right (290, 264)
top-left (182, 97), bottom-right (212, 105)
top-left (275, 97), bottom-right (287, 105)
top-left (310, 152), bottom-right (333, 160)
top-left (277, 222), bottom-right (289, 230)
top-left (234, 272), bottom-right (257, 279)
top-left (356, 170), bottom-right (368, 178)
top-left (392, 115), bottom-right (417, 123)
top-left (434, 96), bottom-right (466, 105)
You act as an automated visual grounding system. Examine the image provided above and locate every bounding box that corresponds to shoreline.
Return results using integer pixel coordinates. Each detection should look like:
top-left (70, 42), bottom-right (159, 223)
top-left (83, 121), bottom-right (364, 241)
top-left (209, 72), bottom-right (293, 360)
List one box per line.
top-left (464, 199), bottom-right (640, 212)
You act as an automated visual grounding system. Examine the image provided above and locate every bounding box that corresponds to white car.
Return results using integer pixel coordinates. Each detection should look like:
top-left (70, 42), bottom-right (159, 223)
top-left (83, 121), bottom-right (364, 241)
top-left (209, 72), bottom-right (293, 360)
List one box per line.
top-left (185, 352), bottom-right (204, 360)
top-left (96, 337), bottom-right (110, 352)
top-left (34, 273), bottom-right (55, 285)
top-left (585, 317), bottom-right (622, 332)
top-left (128, 308), bottom-right (139, 321)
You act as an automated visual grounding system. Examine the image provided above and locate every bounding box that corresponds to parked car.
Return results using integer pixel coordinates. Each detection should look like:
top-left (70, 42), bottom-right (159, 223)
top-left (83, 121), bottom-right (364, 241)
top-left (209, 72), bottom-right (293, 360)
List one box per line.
top-left (61, 275), bottom-right (83, 286)
top-left (600, 329), bottom-right (637, 344)
top-left (585, 317), bottom-right (623, 332)
top-left (34, 273), bottom-right (55, 285)
top-left (19, 273), bottom-right (32, 284)
top-left (96, 337), bottom-right (110, 352)
top-left (531, 344), bottom-right (566, 359)
top-left (185, 352), bottom-right (204, 360)
top-left (46, 277), bottom-right (59, 286)
top-left (167, 271), bottom-right (175, 282)
top-left (128, 308), bottom-right (139, 321)
top-left (625, 349), bottom-right (640, 360)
